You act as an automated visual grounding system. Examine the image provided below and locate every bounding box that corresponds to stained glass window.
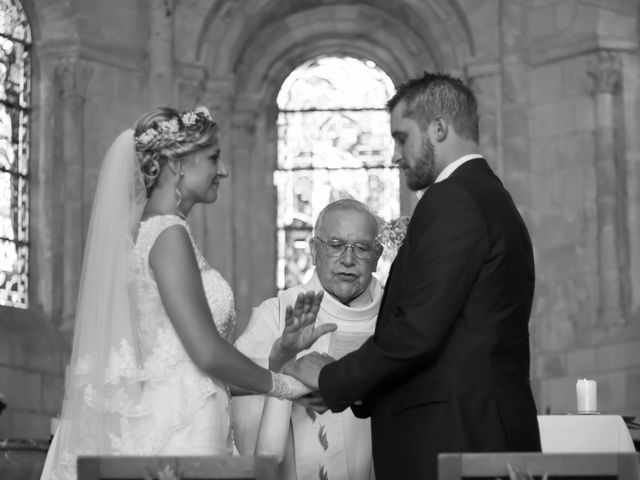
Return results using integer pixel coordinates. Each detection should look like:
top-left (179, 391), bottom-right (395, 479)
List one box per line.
top-left (276, 56), bottom-right (399, 290)
top-left (0, 0), bottom-right (31, 308)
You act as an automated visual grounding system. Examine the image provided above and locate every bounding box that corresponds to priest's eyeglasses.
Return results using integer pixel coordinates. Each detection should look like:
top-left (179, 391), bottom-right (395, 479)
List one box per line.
top-left (313, 237), bottom-right (378, 260)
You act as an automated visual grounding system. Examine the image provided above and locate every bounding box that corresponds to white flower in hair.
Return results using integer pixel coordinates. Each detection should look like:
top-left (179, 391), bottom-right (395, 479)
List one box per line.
top-left (182, 106), bottom-right (212, 126)
top-left (135, 107), bottom-right (213, 149)
top-left (181, 111), bottom-right (197, 126)
top-left (134, 120), bottom-right (178, 148)
top-left (157, 118), bottom-right (180, 133)
top-left (194, 106), bottom-right (212, 119)
top-left (136, 128), bottom-right (158, 145)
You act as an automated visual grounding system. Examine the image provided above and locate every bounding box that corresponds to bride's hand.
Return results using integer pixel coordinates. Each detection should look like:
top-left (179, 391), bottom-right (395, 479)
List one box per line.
top-left (268, 372), bottom-right (314, 400)
top-left (269, 291), bottom-right (336, 371)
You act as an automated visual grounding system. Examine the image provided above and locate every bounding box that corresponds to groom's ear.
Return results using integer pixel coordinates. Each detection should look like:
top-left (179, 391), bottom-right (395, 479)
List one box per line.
top-left (431, 116), bottom-right (448, 143)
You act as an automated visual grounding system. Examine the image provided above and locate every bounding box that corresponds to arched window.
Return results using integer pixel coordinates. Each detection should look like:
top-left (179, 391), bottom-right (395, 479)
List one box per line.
top-left (0, 0), bottom-right (31, 308)
top-left (275, 55), bottom-right (398, 290)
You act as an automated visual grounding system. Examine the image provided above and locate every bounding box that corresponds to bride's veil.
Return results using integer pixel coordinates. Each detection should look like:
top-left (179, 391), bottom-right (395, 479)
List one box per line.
top-left (41, 129), bottom-right (149, 479)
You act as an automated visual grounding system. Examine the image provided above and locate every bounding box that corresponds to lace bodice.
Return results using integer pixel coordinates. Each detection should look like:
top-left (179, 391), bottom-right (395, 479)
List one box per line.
top-left (131, 215), bottom-right (237, 377)
top-left (89, 214), bottom-right (239, 455)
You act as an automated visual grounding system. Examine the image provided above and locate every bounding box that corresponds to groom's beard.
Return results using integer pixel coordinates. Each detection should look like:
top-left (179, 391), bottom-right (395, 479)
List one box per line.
top-left (406, 135), bottom-right (436, 191)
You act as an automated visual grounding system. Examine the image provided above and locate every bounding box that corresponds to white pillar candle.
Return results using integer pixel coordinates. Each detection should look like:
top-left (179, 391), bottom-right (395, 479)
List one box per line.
top-left (576, 378), bottom-right (597, 412)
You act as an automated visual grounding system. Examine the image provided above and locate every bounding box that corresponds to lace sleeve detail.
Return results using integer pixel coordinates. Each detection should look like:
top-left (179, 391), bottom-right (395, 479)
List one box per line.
top-left (136, 215), bottom-right (189, 257)
top-left (136, 215), bottom-right (210, 272)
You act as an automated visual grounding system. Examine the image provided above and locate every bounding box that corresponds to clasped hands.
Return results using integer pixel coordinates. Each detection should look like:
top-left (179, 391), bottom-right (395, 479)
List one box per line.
top-left (268, 290), bottom-right (338, 412)
top-left (284, 351), bottom-right (335, 413)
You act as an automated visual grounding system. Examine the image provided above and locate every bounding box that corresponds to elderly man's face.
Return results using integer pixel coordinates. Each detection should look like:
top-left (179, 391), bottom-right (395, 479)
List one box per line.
top-left (310, 209), bottom-right (382, 305)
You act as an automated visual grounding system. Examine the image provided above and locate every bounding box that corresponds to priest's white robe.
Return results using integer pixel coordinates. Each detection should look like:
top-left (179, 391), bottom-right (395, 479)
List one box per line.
top-left (233, 272), bottom-right (381, 480)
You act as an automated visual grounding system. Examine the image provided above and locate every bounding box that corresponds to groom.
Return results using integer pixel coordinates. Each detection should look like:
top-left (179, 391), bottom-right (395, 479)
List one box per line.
top-left (286, 72), bottom-right (542, 479)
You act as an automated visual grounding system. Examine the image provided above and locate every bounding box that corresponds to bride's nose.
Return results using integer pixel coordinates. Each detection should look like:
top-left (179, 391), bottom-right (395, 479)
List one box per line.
top-left (218, 159), bottom-right (229, 177)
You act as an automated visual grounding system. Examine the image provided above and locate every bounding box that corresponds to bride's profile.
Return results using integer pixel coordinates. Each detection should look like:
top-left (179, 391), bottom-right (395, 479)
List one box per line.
top-left (40, 106), bottom-right (334, 480)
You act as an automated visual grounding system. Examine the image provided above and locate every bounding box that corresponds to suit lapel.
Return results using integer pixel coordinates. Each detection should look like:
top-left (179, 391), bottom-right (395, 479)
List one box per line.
top-left (374, 159), bottom-right (492, 335)
top-left (374, 237), bottom-right (409, 334)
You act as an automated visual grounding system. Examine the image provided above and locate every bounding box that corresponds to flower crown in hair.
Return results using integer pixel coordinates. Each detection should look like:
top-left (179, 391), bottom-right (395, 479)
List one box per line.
top-left (134, 106), bottom-right (213, 148)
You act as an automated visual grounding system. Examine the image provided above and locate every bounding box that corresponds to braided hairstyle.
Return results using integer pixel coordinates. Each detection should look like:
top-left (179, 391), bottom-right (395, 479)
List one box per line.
top-left (133, 106), bottom-right (219, 197)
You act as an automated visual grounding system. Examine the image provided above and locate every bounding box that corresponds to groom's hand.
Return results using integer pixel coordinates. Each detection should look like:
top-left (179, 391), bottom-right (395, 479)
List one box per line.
top-left (283, 352), bottom-right (335, 391)
top-left (295, 391), bottom-right (330, 414)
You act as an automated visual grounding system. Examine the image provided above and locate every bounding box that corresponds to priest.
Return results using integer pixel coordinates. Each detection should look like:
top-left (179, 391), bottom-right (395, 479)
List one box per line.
top-left (233, 199), bottom-right (384, 480)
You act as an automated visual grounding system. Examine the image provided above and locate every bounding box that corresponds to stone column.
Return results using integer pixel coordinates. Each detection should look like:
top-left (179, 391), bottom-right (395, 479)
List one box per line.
top-left (587, 51), bottom-right (624, 324)
top-left (195, 82), bottom-right (237, 290)
top-left (178, 70), bottom-right (208, 246)
top-left (33, 59), bottom-right (58, 319)
top-left (149, 0), bottom-right (175, 107)
top-left (230, 106), bottom-right (258, 333)
top-left (55, 59), bottom-right (93, 331)
top-left (464, 66), bottom-right (500, 174)
top-left (498, 0), bottom-right (532, 210)
top-left (201, 83), bottom-right (234, 253)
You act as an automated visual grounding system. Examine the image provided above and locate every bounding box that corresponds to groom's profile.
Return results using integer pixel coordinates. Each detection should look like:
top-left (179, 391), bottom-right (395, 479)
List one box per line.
top-left (287, 72), bottom-right (542, 480)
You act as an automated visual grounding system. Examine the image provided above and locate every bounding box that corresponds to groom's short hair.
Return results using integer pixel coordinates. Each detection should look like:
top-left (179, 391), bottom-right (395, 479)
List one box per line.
top-left (387, 71), bottom-right (479, 143)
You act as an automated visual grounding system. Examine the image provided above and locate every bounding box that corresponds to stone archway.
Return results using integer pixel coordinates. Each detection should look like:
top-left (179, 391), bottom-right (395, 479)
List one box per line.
top-left (185, 0), bottom-right (475, 328)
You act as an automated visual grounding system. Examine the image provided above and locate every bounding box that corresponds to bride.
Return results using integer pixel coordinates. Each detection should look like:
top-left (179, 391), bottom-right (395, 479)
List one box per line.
top-left (41, 106), bottom-right (335, 480)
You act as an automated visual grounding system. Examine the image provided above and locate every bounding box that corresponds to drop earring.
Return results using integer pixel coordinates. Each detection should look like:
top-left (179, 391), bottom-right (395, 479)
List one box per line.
top-left (175, 168), bottom-right (186, 220)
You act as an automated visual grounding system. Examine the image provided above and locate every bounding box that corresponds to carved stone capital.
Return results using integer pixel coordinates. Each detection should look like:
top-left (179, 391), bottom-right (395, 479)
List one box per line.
top-left (178, 78), bottom-right (204, 105)
top-left (208, 103), bottom-right (232, 126)
top-left (220, 0), bottom-right (242, 22)
top-left (232, 111), bottom-right (257, 137)
top-left (234, 119), bottom-right (256, 137)
top-left (150, 0), bottom-right (174, 18)
top-left (204, 92), bottom-right (233, 124)
top-left (55, 59), bottom-right (93, 98)
top-left (587, 51), bottom-right (622, 95)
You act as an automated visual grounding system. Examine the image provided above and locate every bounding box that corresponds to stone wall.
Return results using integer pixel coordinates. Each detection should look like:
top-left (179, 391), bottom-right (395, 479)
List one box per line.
top-left (0, 0), bottom-right (150, 439)
top-left (523, 0), bottom-right (640, 416)
top-left (0, 309), bottom-right (66, 439)
top-left (1, 0), bottom-right (640, 439)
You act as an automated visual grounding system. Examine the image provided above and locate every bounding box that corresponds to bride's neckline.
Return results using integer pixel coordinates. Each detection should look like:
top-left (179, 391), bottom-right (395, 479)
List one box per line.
top-left (140, 213), bottom-right (186, 223)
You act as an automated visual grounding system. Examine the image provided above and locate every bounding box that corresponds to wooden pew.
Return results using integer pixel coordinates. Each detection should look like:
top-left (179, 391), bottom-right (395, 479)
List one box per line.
top-left (77, 455), bottom-right (277, 480)
top-left (438, 452), bottom-right (640, 480)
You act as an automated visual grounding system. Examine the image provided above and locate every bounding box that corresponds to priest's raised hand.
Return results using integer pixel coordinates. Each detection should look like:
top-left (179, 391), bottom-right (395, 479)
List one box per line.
top-left (268, 290), bottom-right (336, 372)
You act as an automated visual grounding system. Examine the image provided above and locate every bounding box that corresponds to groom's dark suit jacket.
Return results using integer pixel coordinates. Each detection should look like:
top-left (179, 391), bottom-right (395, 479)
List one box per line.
top-left (319, 158), bottom-right (541, 480)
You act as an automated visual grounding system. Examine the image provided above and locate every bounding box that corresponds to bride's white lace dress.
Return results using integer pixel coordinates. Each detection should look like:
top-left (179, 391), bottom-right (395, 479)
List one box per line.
top-left (41, 215), bottom-right (236, 479)
top-left (130, 214), bottom-right (236, 454)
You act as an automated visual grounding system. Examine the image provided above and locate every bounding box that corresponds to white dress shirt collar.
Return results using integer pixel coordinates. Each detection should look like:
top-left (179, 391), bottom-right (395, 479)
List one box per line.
top-left (434, 154), bottom-right (483, 184)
